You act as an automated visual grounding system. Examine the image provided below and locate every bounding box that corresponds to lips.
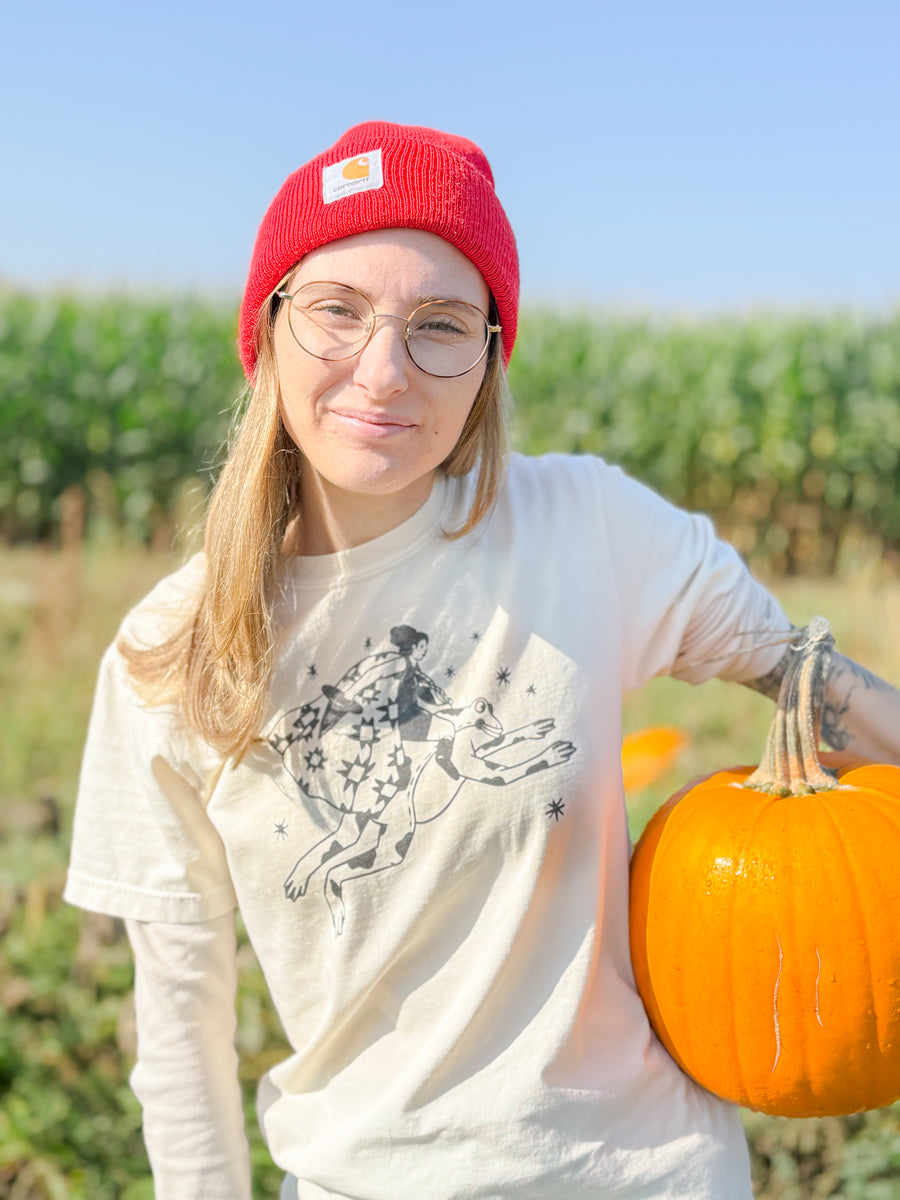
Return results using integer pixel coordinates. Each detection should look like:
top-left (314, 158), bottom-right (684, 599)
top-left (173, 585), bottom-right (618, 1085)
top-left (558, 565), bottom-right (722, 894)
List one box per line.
top-left (330, 408), bottom-right (416, 433)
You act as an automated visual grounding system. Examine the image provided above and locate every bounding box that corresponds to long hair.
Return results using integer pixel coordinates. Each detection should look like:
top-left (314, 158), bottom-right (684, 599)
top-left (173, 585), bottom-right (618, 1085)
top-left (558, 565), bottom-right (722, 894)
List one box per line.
top-left (121, 294), bottom-right (509, 758)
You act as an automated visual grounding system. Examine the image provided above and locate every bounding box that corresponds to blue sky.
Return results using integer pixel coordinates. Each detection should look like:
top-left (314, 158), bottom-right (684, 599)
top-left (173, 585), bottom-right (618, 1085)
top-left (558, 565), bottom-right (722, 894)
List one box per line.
top-left (3, 0), bottom-right (897, 313)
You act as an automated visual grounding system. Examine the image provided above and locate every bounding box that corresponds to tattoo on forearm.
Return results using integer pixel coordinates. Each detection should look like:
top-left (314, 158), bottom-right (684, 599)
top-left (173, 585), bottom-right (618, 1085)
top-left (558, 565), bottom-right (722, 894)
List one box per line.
top-left (737, 633), bottom-right (898, 757)
top-left (820, 656), bottom-right (892, 751)
top-left (744, 651), bottom-right (789, 701)
top-left (821, 696), bottom-right (853, 751)
top-left (830, 655), bottom-right (893, 694)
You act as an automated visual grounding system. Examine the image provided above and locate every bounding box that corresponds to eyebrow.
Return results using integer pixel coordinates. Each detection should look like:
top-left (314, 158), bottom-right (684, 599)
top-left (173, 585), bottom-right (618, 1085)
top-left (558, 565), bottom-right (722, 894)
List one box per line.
top-left (300, 280), bottom-right (480, 309)
top-left (412, 294), bottom-right (479, 309)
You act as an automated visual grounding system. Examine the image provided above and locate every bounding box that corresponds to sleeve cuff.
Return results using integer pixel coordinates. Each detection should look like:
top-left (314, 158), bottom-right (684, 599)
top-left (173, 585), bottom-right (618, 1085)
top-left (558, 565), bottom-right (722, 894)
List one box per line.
top-left (63, 869), bottom-right (236, 924)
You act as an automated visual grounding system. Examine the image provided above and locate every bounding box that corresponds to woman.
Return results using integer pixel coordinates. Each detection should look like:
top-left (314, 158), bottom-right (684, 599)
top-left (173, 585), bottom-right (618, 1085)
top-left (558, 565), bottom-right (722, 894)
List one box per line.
top-left (65, 121), bottom-right (900, 1199)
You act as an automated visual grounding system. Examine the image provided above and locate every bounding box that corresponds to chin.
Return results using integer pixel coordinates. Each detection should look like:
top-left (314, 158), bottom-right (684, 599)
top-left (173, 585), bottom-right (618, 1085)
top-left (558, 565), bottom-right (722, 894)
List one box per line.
top-left (316, 458), bottom-right (416, 494)
top-left (330, 450), bottom-right (438, 492)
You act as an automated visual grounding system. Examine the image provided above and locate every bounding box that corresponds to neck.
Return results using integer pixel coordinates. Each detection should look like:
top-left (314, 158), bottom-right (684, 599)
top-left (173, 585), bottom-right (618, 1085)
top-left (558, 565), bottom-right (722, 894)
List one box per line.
top-left (287, 469), bottom-right (437, 556)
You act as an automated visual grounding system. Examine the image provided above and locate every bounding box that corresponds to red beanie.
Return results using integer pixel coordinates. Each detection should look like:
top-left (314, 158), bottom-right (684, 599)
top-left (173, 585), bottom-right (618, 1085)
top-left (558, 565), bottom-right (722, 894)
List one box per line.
top-left (238, 121), bottom-right (519, 379)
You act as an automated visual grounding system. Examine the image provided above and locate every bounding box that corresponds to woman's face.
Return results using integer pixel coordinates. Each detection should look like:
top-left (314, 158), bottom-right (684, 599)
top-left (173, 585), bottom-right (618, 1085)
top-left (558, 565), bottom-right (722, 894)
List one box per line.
top-left (273, 229), bottom-right (490, 544)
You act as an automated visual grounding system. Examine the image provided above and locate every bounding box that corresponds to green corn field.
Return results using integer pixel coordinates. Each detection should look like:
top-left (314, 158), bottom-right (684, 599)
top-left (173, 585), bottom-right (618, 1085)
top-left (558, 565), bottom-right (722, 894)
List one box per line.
top-left (3, 288), bottom-right (900, 1198)
top-left (3, 291), bottom-right (900, 575)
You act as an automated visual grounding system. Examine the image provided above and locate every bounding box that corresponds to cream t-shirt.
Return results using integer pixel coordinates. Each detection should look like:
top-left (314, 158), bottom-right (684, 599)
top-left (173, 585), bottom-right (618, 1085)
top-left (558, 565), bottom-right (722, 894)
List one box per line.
top-left (66, 454), bottom-right (790, 1198)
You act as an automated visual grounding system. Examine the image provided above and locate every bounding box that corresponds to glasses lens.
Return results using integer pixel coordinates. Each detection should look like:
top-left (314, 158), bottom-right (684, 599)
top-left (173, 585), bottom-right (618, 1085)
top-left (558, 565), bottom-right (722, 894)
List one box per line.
top-left (287, 283), bottom-right (373, 360)
top-left (406, 302), bottom-right (489, 377)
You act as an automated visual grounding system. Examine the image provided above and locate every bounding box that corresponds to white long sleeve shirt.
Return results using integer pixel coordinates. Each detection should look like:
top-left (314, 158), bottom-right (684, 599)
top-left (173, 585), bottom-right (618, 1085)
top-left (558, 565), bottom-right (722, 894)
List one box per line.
top-left (126, 914), bottom-right (252, 1198)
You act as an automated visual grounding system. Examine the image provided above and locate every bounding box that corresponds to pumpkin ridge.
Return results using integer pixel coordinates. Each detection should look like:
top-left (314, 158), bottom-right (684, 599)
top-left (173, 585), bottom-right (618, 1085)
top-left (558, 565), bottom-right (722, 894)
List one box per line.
top-left (691, 787), bottom-right (739, 1089)
top-left (816, 796), bottom-right (873, 1089)
top-left (629, 801), bottom-right (682, 1062)
top-left (642, 804), bottom-right (696, 1073)
top-left (784, 794), bottom-right (827, 1108)
top-left (728, 788), bottom-right (776, 1107)
top-left (818, 788), bottom-right (900, 1100)
top-left (802, 791), bottom-right (879, 1110)
top-left (836, 762), bottom-right (900, 796)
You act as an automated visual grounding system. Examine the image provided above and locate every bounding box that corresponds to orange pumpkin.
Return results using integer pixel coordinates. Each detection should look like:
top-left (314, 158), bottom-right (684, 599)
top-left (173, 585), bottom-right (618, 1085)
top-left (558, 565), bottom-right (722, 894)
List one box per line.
top-left (629, 618), bottom-right (900, 1117)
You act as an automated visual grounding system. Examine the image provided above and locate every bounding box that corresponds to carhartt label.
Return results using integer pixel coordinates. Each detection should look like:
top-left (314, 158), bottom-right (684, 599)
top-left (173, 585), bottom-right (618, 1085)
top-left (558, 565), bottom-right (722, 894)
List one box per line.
top-left (322, 149), bottom-right (384, 204)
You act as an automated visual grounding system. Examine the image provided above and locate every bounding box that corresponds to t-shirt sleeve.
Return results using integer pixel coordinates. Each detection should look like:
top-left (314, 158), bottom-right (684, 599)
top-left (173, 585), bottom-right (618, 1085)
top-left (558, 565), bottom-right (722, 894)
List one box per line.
top-left (64, 641), bottom-right (236, 924)
top-left (598, 464), bottom-right (792, 692)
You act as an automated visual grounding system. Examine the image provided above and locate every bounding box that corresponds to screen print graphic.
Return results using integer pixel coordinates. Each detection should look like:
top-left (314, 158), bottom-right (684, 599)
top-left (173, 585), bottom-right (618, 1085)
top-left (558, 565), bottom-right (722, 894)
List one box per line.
top-left (268, 624), bottom-right (576, 935)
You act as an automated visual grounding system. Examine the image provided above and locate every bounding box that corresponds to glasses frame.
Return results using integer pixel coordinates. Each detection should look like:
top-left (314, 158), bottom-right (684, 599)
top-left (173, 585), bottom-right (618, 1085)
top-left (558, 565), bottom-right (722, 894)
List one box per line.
top-left (275, 281), bottom-right (502, 379)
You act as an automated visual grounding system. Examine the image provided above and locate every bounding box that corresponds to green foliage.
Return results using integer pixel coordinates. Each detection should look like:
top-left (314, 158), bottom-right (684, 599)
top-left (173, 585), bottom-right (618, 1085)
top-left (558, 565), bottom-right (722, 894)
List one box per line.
top-left (508, 309), bottom-right (900, 573)
top-left (0, 291), bottom-right (243, 542)
top-left (0, 892), bottom-right (149, 1198)
top-left (3, 289), bottom-right (900, 574)
top-left (0, 869), bottom-right (287, 1200)
top-left (0, 547), bottom-right (287, 1197)
top-left (743, 1107), bottom-right (900, 1198)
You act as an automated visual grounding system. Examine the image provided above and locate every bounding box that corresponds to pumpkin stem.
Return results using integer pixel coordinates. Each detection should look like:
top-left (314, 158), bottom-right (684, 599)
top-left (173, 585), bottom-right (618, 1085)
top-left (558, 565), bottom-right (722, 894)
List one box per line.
top-left (743, 617), bottom-right (839, 797)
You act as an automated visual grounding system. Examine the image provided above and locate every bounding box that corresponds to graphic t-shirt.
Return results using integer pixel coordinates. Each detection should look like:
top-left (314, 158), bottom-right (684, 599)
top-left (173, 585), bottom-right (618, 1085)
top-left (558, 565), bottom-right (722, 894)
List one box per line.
top-left (66, 454), bottom-right (790, 1199)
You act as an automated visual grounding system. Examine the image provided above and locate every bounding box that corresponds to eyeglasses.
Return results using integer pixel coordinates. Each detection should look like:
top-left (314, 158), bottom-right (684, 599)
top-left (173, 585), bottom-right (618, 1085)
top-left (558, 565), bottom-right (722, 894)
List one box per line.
top-left (275, 281), bottom-right (501, 378)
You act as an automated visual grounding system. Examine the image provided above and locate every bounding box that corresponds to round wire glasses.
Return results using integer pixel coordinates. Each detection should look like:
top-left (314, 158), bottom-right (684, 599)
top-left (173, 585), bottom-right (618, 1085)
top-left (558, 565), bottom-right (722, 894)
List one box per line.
top-left (276, 281), bottom-right (501, 378)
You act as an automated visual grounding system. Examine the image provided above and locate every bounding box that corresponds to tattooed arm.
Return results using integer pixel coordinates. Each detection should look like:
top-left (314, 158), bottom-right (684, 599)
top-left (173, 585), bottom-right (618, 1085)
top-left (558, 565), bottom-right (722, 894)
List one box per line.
top-left (818, 651), bottom-right (900, 763)
top-left (742, 654), bottom-right (789, 703)
top-left (743, 631), bottom-right (900, 766)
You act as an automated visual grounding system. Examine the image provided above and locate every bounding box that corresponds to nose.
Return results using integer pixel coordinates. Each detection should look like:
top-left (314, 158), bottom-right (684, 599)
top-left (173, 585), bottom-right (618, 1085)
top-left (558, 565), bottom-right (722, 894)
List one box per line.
top-left (355, 314), bottom-right (415, 398)
top-left (352, 314), bottom-right (411, 397)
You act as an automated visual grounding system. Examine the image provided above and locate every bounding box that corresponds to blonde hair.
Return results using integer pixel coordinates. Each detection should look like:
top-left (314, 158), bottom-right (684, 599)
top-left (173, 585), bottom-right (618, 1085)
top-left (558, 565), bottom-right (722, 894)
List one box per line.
top-left (121, 296), bottom-right (509, 758)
